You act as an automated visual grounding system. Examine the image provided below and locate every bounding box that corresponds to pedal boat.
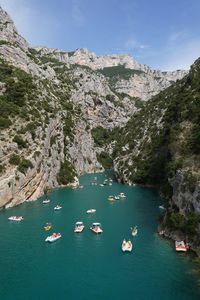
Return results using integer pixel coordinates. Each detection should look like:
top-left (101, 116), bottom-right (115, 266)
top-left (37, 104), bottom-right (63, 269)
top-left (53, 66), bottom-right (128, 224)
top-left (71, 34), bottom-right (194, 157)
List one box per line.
top-left (108, 195), bottom-right (115, 201)
top-left (45, 233), bottom-right (61, 243)
top-left (86, 209), bottom-right (96, 214)
top-left (119, 192), bottom-right (126, 198)
top-left (54, 205), bottom-right (62, 210)
top-left (90, 223), bottom-right (103, 234)
top-left (43, 199), bottom-right (50, 204)
top-left (122, 240), bottom-right (133, 252)
top-left (175, 241), bottom-right (187, 252)
top-left (74, 222), bottom-right (84, 233)
top-left (8, 216), bottom-right (23, 221)
top-left (131, 226), bottom-right (138, 236)
top-left (44, 223), bottom-right (52, 231)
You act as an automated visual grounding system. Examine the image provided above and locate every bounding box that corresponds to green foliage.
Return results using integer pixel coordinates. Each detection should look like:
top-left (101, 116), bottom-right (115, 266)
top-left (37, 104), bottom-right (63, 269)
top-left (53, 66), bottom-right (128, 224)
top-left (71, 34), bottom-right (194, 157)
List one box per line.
top-left (166, 211), bottom-right (200, 236)
top-left (91, 127), bottom-right (110, 147)
top-left (184, 212), bottom-right (200, 235)
top-left (18, 159), bottom-right (33, 174)
top-left (0, 116), bottom-right (12, 129)
top-left (189, 124), bottom-right (200, 154)
top-left (25, 122), bottom-right (39, 139)
top-left (0, 40), bottom-right (12, 46)
top-left (57, 160), bottom-right (76, 185)
top-left (98, 65), bottom-right (144, 79)
top-left (9, 154), bottom-right (21, 165)
top-left (114, 59), bottom-right (200, 191)
top-left (134, 98), bottom-right (144, 109)
top-left (97, 152), bottom-right (113, 169)
top-left (13, 135), bottom-right (27, 149)
top-left (160, 181), bottom-right (173, 199)
top-left (0, 164), bottom-right (4, 174)
top-left (39, 55), bottom-right (64, 67)
top-left (184, 171), bottom-right (198, 193)
top-left (33, 151), bottom-right (41, 159)
top-left (168, 213), bottom-right (185, 230)
top-left (50, 135), bottom-right (57, 147)
top-left (106, 94), bottom-right (115, 101)
top-left (0, 61), bottom-right (36, 129)
top-left (165, 159), bottom-right (183, 178)
top-left (91, 126), bottom-right (120, 148)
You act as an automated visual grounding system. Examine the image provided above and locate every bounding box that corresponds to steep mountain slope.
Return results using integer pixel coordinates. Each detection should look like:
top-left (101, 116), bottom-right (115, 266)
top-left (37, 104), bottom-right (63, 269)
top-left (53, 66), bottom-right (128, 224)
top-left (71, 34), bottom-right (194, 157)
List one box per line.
top-left (114, 58), bottom-right (200, 244)
top-left (0, 6), bottom-right (187, 209)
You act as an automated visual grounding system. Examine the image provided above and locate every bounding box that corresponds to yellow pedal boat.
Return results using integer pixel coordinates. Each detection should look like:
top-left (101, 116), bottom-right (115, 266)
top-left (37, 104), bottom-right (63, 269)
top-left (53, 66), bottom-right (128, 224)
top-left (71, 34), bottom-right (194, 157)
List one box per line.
top-left (44, 223), bottom-right (52, 231)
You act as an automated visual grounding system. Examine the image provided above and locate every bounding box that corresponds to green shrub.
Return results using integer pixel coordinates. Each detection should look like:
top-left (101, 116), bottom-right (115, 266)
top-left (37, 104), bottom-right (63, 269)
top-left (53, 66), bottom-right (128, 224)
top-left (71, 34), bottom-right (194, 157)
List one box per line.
top-left (184, 212), bottom-right (200, 235)
top-left (50, 135), bottom-right (57, 147)
top-left (9, 154), bottom-right (21, 165)
top-left (184, 172), bottom-right (197, 193)
top-left (18, 159), bottom-right (33, 174)
top-left (91, 127), bottom-right (110, 147)
top-left (0, 40), bottom-right (12, 46)
top-left (168, 213), bottom-right (185, 230)
top-left (33, 151), bottom-right (41, 159)
top-left (57, 160), bottom-right (76, 185)
top-left (0, 116), bottom-right (12, 129)
top-left (189, 124), bottom-right (200, 154)
top-left (97, 152), bottom-right (113, 169)
top-left (0, 164), bottom-right (4, 174)
top-left (13, 135), bottom-right (27, 149)
top-left (97, 65), bottom-right (144, 79)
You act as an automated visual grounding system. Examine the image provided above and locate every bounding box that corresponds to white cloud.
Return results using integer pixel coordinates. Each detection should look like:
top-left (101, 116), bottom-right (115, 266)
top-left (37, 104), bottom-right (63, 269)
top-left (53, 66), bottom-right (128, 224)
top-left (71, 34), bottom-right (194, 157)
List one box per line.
top-left (125, 38), bottom-right (150, 50)
top-left (156, 30), bottom-right (200, 70)
top-left (161, 38), bottom-right (200, 71)
top-left (168, 30), bottom-right (188, 45)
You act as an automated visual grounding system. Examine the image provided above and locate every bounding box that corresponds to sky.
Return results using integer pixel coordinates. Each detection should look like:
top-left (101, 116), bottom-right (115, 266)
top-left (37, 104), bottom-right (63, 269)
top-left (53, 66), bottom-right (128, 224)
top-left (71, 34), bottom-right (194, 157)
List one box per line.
top-left (0, 0), bottom-right (200, 71)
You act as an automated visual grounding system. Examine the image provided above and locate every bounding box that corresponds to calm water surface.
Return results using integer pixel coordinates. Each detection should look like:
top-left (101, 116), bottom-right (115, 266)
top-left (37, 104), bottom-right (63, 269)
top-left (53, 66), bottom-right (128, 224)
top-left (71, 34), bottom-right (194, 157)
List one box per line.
top-left (0, 172), bottom-right (200, 300)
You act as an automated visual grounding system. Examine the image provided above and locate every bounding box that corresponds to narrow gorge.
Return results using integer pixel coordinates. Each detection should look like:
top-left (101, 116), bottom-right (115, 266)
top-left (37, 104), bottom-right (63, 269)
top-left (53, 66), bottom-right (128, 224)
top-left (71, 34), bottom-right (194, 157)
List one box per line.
top-left (0, 6), bottom-right (200, 250)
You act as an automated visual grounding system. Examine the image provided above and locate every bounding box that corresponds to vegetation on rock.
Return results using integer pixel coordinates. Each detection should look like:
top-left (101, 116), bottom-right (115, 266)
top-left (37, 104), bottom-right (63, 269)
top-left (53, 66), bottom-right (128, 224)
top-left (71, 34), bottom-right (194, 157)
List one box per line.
top-left (57, 160), bottom-right (76, 185)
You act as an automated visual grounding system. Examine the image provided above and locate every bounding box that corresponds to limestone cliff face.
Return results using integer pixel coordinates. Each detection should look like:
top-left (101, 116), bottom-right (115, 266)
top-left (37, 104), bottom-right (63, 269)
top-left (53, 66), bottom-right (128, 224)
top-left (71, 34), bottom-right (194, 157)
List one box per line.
top-left (33, 47), bottom-right (187, 101)
top-left (0, 8), bottom-right (28, 49)
top-left (169, 171), bottom-right (200, 215)
top-left (113, 58), bottom-right (200, 244)
top-left (0, 111), bottom-right (66, 208)
top-left (65, 48), bottom-right (188, 101)
top-left (0, 6), bottom-right (188, 209)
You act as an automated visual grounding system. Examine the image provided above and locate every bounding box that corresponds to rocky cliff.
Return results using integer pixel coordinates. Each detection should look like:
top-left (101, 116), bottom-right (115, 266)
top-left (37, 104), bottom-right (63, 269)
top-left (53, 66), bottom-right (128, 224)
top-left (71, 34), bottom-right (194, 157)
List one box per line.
top-left (0, 6), bottom-right (187, 209)
top-left (34, 47), bottom-right (187, 101)
top-left (113, 58), bottom-right (200, 245)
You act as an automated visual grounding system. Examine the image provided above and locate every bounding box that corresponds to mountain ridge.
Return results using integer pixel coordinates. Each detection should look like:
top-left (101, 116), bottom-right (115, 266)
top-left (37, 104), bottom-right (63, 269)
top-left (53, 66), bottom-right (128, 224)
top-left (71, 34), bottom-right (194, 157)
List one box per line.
top-left (0, 6), bottom-right (189, 212)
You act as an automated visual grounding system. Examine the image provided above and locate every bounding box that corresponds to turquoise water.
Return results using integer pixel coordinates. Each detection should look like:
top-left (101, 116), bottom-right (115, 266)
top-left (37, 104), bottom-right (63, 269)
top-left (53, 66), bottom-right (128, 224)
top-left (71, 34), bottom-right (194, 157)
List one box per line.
top-left (0, 172), bottom-right (200, 300)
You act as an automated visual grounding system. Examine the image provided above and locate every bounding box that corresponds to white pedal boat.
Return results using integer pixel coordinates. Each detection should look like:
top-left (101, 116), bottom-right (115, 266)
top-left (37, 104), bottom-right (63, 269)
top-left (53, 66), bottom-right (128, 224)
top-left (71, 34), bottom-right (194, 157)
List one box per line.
top-left (86, 209), bottom-right (96, 214)
top-left (54, 205), bottom-right (62, 210)
top-left (90, 223), bottom-right (103, 234)
top-left (131, 226), bottom-right (138, 236)
top-left (119, 193), bottom-right (126, 198)
top-left (45, 233), bottom-right (61, 242)
top-left (74, 222), bottom-right (85, 233)
top-left (8, 216), bottom-right (23, 221)
top-left (122, 240), bottom-right (133, 252)
top-left (43, 199), bottom-right (50, 204)
top-left (108, 195), bottom-right (115, 201)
